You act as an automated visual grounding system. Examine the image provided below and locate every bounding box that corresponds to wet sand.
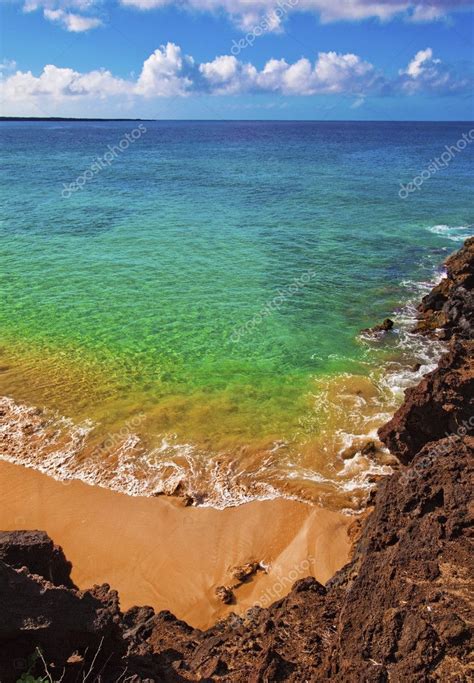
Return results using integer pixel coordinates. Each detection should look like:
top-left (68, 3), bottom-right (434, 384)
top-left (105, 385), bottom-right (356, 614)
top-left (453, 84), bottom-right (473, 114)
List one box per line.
top-left (0, 460), bottom-right (351, 629)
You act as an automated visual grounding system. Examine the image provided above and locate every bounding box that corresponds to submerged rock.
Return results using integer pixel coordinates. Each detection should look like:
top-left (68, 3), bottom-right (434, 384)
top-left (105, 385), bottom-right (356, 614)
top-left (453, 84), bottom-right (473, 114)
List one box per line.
top-left (340, 439), bottom-right (386, 462)
top-left (361, 317), bottom-right (394, 336)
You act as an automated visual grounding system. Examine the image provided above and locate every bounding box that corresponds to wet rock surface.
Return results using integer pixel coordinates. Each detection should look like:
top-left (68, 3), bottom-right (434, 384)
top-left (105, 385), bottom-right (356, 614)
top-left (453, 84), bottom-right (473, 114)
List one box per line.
top-left (415, 236), bottom-right (473, 338)
top-left (361, 318), bottom-right (394, 336)
top-left (0, 238), bottom-right (472, 682)
top-left (378, 340), bottom-right (474, 464)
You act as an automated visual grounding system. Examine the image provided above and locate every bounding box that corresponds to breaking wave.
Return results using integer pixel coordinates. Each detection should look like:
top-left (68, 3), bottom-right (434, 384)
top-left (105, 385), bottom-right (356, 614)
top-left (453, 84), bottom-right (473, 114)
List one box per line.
top-left (426, 224), bottom-right (473, 243)
top-left (0, 243), bottom-right (457, 511)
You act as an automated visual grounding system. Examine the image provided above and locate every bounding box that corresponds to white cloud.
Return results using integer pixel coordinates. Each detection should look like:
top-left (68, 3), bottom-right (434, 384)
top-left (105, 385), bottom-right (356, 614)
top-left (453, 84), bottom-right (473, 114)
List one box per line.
top-left (1, 45), bottom-right (471, 116)
top-left (198, 51), bottom-right (380, 95)
top-left (21, 0), bottom-right (103, 31)
top-left (398, 47), bottom-right (469, 94)
top-left (351, 95), bottom-right (366, 109)
top-left (15, 0), bottom-right (473, 34)
top-left (401, 48), bottom-right (438, 78)
top-left (1, 64), bottom-right (130, 102)
top-left (409, 4), bottom-right (445, 22)
top-left (199, 55), bottom-right (258, 94)
top-left (136, 43), bottom-right (194, 96)
top-left (43, 8), bottom-right (102, 30)
top-left (0, 59), bottom-right (18, 74)
top-left (256, 58), bottom-right (290, 91)
top-left (118, 0), bottom-right (472, 30)
top-left (313, 51), bottom-right (376, 93)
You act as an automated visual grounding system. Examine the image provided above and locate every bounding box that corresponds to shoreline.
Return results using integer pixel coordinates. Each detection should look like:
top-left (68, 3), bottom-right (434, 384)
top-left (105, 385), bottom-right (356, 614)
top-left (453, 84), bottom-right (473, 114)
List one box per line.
top-left (0, 237), bottom-right (472, 681)
top-left (0, 289), bottom-right (446, 513)
top-left (0, 242), bottom-right (455, 633)
top-left (0, 459), bottom-right (351, 630)
top-left (0, 235), bottom-right (454, 513)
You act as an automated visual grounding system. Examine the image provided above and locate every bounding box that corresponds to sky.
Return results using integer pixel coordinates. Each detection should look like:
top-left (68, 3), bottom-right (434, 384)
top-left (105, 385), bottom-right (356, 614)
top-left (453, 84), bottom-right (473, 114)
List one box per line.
top-left (1, 0), bottom-right (473, 119)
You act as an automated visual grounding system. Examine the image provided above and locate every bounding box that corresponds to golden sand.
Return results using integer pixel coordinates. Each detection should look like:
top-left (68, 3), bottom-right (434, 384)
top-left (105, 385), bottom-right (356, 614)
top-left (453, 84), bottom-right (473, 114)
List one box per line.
top-left (0, 460), bottom-right (351, 629)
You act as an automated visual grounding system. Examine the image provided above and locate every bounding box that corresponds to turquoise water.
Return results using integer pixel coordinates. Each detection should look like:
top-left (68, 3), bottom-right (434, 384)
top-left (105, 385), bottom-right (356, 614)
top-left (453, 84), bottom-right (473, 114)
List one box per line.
top-left (0, 121), bottom-right (473, 505)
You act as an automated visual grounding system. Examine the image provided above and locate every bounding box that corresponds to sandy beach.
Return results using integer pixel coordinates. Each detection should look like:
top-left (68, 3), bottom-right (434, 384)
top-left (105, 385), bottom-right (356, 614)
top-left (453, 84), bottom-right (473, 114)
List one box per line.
top-left (0, 459), bottom-right (351, 629)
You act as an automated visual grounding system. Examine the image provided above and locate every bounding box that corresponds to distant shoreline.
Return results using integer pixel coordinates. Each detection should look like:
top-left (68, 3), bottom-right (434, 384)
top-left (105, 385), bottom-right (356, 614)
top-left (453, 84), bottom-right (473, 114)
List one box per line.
top-left (1, 117), bottom-right (473, 123)
top-left (0, 116), bottom-right (152, 122)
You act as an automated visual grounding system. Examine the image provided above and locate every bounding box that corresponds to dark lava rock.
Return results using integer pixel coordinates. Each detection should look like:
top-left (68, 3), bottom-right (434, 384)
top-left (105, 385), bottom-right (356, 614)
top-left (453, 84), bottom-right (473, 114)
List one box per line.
top-left (0, 561), bottom-right (126, 682)
top-left (0, 530), bottom-right (75, 589)
top-left (378, 340), bottom-right (474, 464)
top-left (415, 236), bottom-right (473, 338)
top-left (362, 318), bottom-right (394, 336)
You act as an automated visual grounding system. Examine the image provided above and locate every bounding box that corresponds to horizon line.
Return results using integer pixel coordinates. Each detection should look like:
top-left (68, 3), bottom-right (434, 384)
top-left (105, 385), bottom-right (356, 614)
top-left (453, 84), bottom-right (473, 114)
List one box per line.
top-left (1, 117), bottom-right (474, 123)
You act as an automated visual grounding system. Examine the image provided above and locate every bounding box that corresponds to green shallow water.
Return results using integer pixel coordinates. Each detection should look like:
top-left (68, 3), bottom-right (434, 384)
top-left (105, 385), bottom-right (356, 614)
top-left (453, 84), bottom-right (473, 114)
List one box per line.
top-left (0, 121), bottom-right (473, 503)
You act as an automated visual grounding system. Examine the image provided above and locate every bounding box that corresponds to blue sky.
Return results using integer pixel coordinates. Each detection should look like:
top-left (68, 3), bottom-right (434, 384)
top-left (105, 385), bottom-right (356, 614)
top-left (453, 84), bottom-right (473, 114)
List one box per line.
top-left (1, 0), bottom-right (473, 119)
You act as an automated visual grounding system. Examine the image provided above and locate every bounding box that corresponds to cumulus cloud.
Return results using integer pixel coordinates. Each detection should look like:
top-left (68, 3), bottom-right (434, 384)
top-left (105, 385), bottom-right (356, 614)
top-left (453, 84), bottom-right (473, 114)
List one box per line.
top-left (199, 55), bottom-right (258, 94)
top-left (136, 43), bottom-right (194, 96)
top-left (398, 47), bottom-right (471, 94)
top-left (401, 48), bottom-right (439, 78)
top-left (198, 51), bottom-right (380, 95)
top-left (1, 45), bottom-right (471, 115)
top-left (1, 64), bottom-right (130, 103)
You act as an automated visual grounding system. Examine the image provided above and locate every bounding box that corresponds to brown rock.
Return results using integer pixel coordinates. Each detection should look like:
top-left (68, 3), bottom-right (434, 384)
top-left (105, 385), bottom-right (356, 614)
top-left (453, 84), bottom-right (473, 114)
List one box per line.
top-left (415, 236), bottom-right (474, 338)
top-left (378, 340), bottom-right (474, 464)
top-left (215, 585), bottom-right (235, 604)
top-left (0, 530), bottom-right (75, 589)
top-left (340, 444), bottom-right (360, 460)
top-left (231, 561), bottom-right (261, 583)
top-left (0, 560), bottom-right (125, 682)
top-left (361, 318), bottom-right (394, 336)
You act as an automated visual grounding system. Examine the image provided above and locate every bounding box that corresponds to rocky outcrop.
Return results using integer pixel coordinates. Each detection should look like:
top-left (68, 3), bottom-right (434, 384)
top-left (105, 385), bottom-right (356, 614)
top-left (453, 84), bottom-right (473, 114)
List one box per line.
top-left (0, 559), bottom-right (126, 682)
top-left (0, 238), bottom-right (472, 682)
top-left (327, 435), bottom-right (473, 681)
top-left (0, 530), bottom-right (75, 589)
top-left (378, 340), bottom-right (473, 463)
top-left (361, 318), bottom-right (394, 336)
top-left (378, 236), bottom-right (474, 463)
top-left (415, 236), bottom-right (473, 338)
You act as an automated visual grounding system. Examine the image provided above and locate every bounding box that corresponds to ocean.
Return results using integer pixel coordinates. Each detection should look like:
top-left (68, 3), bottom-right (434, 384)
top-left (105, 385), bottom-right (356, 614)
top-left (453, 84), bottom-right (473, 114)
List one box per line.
top-left (1, 120), bottom-right (472, 508)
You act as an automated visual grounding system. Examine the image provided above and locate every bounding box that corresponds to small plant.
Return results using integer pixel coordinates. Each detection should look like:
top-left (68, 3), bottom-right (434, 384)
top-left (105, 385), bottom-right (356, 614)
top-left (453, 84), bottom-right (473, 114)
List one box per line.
top-left (16, 648), bottom-right (53, 683)
top-left (16, 649), bottom-right (48, 683)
